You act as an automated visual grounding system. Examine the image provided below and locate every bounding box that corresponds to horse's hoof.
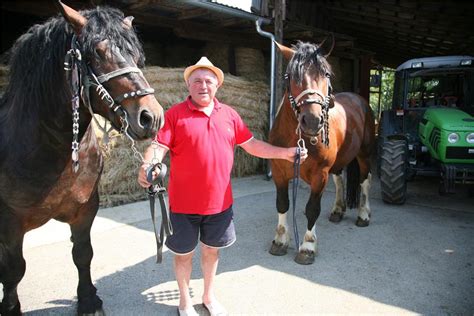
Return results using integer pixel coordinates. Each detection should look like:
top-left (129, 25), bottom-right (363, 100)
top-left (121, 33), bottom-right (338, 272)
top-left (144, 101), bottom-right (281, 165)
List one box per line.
top-left (329, 212), bottom-right (344, 223)
top-left (78, 295), bottom-right (104, 316)
top-left (356, 217), bottom-right (370, 227)
top-left (0, 301), bottom-right (22, 316)
top-left (78, 308), bottom-right (105, 316)
top-left (294, 250), bottom-right (315, 265)
top-left (269, 240), bottom-right (288, 256)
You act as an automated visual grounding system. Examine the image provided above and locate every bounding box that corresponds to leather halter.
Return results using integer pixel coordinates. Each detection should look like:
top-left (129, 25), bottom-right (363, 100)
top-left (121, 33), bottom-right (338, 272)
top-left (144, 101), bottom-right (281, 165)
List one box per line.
top-left (285, 72), bottom-right (332, 146)
top-left (64, 35), bottom-right (154, 171)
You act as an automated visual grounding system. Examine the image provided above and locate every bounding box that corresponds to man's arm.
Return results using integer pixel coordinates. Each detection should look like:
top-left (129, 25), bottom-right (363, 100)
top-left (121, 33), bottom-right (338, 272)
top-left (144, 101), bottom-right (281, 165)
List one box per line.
top-left (239, 138), bottom-right (307, 163)
top-left (137, 141), bottom-right (169, 188)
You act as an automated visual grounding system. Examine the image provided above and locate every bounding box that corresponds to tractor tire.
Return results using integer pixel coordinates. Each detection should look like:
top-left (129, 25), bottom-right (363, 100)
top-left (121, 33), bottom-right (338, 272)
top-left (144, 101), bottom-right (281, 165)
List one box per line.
top-left (380, 139), bottom-right (407, 204)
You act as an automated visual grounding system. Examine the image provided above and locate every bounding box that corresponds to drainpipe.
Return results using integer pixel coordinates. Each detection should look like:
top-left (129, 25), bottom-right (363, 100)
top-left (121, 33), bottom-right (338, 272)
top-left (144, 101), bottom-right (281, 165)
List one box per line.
top-left (255, 18), bottom-right (276, 179)
top-left (255, 18), bottom-right (276, 132)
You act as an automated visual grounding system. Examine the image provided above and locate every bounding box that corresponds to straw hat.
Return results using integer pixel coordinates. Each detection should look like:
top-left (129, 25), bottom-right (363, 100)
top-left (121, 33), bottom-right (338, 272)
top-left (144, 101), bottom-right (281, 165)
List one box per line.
top-left (183, 56), bottom-right (224, 86)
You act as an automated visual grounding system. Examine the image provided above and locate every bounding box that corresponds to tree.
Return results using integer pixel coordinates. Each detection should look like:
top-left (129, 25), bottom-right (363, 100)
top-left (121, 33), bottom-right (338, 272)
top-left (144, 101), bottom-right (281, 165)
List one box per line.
top-left (370, 67), bottom-right (395, 122)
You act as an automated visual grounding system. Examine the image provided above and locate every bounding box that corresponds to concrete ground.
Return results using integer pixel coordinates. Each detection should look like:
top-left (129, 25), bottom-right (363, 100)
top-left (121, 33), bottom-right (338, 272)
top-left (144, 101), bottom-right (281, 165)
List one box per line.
top-left (3, 174), bottom-right (474, 315)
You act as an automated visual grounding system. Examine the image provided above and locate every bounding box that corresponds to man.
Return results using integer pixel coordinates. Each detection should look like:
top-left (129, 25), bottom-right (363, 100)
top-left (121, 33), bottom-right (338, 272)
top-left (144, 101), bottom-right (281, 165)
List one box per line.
top-left (137, 57), bottom-right (307, 316)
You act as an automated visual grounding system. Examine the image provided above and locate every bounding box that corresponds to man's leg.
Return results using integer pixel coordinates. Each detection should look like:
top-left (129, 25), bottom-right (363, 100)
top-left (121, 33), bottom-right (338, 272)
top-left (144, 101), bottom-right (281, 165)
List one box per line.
top-left (201, 245), bottom-right (219, 305)
top-left (174, 252), bottom-right (194, 310)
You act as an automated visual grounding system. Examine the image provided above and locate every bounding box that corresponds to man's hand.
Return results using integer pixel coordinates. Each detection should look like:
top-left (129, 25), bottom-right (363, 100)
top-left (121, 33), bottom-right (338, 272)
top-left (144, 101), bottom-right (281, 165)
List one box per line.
top-left (137, 143), bottom-right (169, 188)
top-left (138, 163), bottom-right (151, 188)
top-left (287, 147), bottom-right (308, 164)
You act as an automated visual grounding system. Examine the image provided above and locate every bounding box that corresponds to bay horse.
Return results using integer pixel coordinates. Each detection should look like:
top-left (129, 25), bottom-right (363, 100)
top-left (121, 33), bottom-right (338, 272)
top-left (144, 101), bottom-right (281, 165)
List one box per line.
top-left (0, 2), bottom-right (164, 315)
top-left (269, 41), bottom-right (375, 265)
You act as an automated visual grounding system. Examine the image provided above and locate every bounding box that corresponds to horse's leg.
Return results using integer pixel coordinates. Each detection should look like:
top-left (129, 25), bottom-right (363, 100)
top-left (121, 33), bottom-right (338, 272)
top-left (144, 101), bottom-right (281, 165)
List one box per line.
top-left (0, 208), bottom-right (25, 316)
top-left (356, 157), bottom-right (372, 227)
top-left (269, 180), bottom-right (290, 256)
top-left (69, 190), bottom-right (104, 315)
top-left (294, 191), bottom-right (321, 265)
top-left (328, 172), bottom-right (346, 223)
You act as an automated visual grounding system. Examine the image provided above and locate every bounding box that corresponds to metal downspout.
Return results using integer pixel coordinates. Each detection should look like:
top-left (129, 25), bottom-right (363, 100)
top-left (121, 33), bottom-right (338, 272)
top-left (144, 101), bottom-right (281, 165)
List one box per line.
top-left (255, 18), bottom-right (276, 179)
top-left (255, 18), bottom-right (276, 132)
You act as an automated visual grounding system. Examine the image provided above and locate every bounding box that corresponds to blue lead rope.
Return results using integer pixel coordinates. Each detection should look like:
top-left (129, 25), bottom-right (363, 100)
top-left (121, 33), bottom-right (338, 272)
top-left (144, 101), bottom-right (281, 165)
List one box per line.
top-left (292, 147), bottom-right (301, 251)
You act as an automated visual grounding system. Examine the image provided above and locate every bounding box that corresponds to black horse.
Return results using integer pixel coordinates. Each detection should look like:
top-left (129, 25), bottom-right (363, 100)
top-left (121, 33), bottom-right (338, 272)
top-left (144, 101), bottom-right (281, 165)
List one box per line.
top-left (0, 2), bottom-right (164, 315)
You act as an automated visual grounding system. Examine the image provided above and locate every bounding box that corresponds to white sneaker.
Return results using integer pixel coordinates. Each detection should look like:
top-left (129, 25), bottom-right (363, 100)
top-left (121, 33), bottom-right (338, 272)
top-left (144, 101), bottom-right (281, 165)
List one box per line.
top-left (178, 306), bottom-right (199, 316)
top-left (203, 301), bottom-right (227, 316)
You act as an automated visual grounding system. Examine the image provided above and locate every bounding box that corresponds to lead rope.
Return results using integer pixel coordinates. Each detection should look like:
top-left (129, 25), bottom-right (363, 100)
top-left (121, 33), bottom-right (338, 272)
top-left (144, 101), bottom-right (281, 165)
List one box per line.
top-left (292, 137), bottom-right (306, 251)
top-left (146, 162), bottom-right (173, 263)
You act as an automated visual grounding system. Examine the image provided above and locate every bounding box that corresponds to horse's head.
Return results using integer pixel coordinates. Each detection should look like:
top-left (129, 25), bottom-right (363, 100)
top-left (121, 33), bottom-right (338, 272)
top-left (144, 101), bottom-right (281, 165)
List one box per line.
top-left (59, 1), bottom-right (164, 140)
top-left (277, 40), bottom-right (334, 143)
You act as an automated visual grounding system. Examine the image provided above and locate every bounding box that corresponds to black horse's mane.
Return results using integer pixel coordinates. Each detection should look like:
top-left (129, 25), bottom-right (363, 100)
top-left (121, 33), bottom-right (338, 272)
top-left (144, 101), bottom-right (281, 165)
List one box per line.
top-left (287, 41), bottom-right (333, 86)
top-left (0, 6), bottom-right (145, 156)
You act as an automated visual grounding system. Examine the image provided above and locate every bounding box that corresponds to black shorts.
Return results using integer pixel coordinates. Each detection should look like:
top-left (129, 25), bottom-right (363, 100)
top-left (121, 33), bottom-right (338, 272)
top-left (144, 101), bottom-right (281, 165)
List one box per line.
top-left (165, 206), bottom-right (236, 255)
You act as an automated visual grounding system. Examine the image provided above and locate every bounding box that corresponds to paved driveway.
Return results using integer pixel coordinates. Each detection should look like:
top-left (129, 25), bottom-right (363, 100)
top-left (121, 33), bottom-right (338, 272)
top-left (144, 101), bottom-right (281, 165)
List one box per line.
top-left (4, 175), bottom-right (473, 315)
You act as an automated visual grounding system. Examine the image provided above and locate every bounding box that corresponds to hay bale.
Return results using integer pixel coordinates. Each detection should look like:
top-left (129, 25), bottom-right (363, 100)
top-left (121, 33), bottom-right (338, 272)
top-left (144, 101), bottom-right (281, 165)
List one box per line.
top-left (202, 42), bottom-right (230, 73)
top-left (235, 47), bottom-right (267, 81)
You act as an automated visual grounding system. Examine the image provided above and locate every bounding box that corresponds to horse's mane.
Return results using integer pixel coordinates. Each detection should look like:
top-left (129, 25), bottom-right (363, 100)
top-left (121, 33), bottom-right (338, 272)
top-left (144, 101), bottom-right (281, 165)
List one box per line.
top-left (0, 6), bottom-right (145, 157)
top-left (286, 41), bottom-right (333, 86)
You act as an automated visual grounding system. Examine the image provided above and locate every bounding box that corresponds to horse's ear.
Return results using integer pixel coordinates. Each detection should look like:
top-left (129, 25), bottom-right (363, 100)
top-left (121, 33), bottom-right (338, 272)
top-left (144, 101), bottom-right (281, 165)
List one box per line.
top-left (274, 41), bottom-right (295, 61)
top-left (319, 33), bottom-right (335, 58)
top-left (123, 16), bottom-right (134, 29)
top-left (57, 1), bottom-right (87, 35)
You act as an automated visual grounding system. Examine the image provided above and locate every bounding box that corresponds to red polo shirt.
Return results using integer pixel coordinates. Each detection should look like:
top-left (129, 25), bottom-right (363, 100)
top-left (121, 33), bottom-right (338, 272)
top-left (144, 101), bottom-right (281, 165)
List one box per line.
top-left (156, 96), bottom-right (253, 215)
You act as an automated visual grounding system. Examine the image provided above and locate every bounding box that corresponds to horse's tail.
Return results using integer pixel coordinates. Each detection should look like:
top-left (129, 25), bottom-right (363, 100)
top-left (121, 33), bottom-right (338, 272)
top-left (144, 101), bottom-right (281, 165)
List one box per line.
top-left (346, 158), bottom-right (361, 209)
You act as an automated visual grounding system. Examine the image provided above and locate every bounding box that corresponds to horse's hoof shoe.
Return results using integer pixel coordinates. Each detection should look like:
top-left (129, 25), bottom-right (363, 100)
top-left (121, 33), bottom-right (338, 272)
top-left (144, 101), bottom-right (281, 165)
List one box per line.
top-left (269, 241), bottom-right (288, 256)
top-left (329, 212), bottom-right (344, 223)
top-left (0, 301), bottom-right (21, 316)
top-left (356, 217), bottom-right (370, 227)
top-left (78, 295), bottom-right (104, 316)
top-left (78, 309), bottom-right (105, 316)
top-left (294, 251), bottom-right (315, 265)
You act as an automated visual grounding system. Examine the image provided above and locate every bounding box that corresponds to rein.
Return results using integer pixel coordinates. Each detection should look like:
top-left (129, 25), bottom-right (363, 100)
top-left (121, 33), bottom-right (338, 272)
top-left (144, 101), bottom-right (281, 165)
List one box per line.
top-left (291, 138), bottom-right (306, 251)
top-left (146, 161), bottom-right (173, 263)
top-left (64, 35), bottom-right (155, 171)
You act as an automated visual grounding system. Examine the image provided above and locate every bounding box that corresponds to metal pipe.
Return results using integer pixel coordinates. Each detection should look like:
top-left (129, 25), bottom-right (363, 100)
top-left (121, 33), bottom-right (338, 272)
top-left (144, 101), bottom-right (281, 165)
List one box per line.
top-left (255, 18), bottom-right (276, 132)
top-left (255, 18), bottom-right (276, 179)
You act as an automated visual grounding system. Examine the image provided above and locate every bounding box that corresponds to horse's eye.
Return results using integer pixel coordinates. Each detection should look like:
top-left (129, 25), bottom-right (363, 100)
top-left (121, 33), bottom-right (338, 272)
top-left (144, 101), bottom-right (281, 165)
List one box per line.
top-left (95, 48), bottom-right (106, 59)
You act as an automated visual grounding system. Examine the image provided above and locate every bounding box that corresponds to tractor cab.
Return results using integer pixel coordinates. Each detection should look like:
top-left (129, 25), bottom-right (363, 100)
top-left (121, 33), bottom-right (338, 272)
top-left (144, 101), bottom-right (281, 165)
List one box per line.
top-left (378, 56), bottom-right (474, 203)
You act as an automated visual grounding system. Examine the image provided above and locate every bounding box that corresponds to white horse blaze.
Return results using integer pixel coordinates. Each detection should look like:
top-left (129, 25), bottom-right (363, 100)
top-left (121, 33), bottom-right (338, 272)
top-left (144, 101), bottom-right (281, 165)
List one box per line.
top-left (274, 212), bottom-right (290, 246)
top-left (299, 226), bottom-right (317, 253)
top-left (330, 174), bottom-right (345, 215)
top-left (358, 173), bottom-right (372, 220)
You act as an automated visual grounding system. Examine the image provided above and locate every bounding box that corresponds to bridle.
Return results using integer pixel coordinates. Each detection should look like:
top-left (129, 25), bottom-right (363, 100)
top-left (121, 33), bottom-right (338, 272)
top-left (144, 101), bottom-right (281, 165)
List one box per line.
top-left (285, 72), bottom-right (332, 147)
top-left (64, 35), bottom-right (154, 172)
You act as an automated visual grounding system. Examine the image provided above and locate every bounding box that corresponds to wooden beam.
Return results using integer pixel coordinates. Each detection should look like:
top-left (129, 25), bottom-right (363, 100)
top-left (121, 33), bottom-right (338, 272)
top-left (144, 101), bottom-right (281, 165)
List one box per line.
top-left (173, 25), bottom-right (267, 49)
top-left (177, 8), bottom-right (208, 20)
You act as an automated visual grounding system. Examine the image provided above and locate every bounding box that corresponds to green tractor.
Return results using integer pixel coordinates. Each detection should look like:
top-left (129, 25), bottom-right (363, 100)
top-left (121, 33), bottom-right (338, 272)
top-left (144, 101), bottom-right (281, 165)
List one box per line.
top-left (378, 56), bottom-right (474, 204)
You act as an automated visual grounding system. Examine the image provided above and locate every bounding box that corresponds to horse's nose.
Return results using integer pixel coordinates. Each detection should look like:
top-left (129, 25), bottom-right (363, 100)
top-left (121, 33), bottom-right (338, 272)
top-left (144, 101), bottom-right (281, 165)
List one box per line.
top-left (301, 113), bottom-right (320, 131)
top-left (138, 108), bottom-right (154, 130)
